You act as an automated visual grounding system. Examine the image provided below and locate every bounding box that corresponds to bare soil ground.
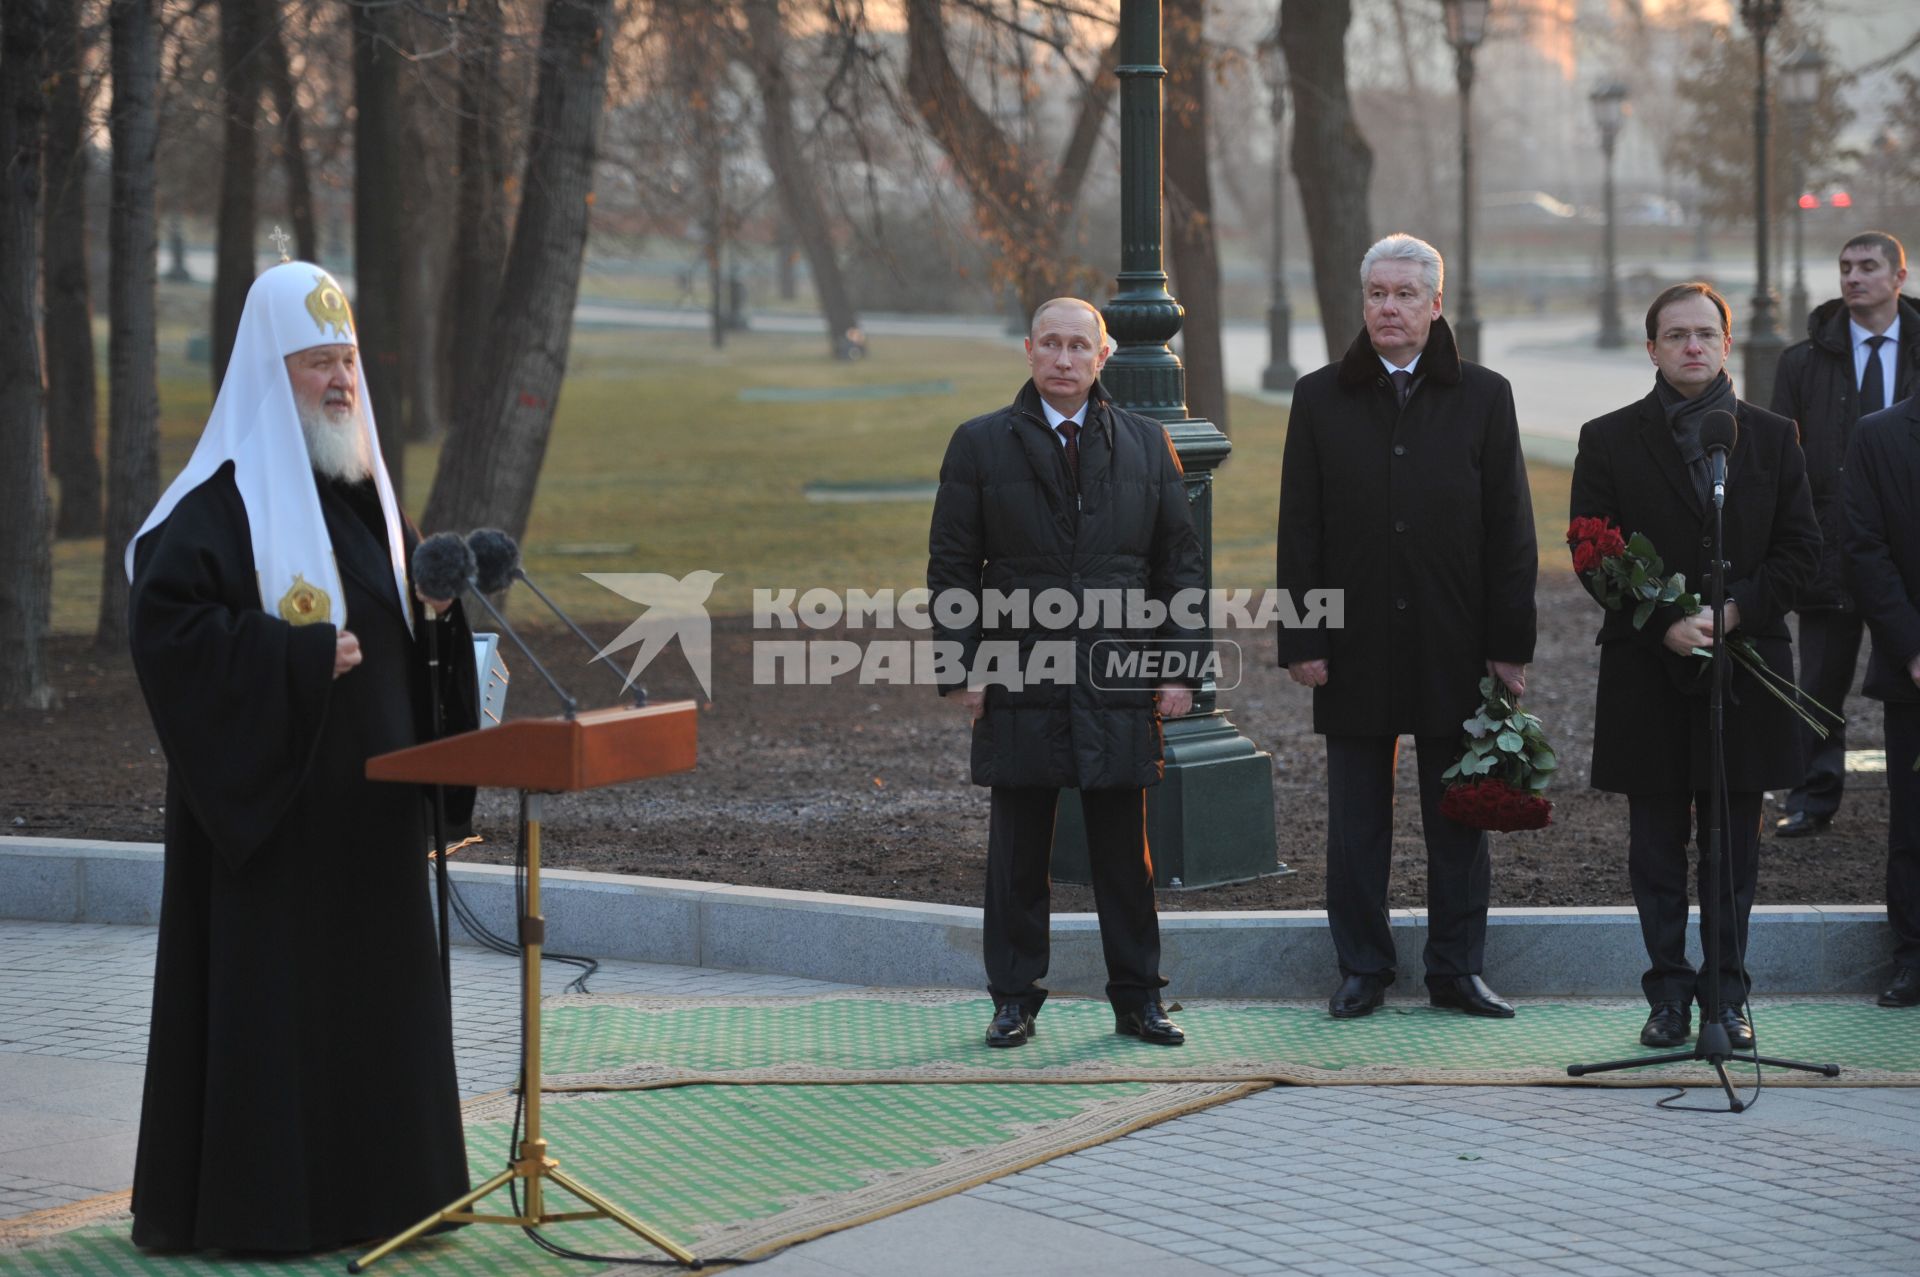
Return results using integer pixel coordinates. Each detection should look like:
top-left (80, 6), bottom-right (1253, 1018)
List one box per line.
top-left (4, 573), bottom-right (1889, 912)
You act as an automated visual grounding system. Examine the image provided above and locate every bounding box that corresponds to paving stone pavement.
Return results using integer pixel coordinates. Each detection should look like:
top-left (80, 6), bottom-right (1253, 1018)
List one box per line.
top-left (5, 919), bottom-right (1919, 1276)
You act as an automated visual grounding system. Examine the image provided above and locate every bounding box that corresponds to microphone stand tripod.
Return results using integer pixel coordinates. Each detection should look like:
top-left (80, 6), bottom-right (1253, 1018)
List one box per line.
top-left (1568, 461), bottom-right (1838, 1108)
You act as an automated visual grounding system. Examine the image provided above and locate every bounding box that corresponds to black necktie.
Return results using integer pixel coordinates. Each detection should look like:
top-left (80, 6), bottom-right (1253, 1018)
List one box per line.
top-left (1861, 334), bottom-right (1888, 416)
top-left (1390, 369), bottom-right (1413, 407)
top-left (1058, 419), bottom-right (1080, 476)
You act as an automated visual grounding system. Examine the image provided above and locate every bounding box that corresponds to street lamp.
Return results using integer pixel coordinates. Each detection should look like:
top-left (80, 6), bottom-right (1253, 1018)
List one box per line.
top-left (1781, 43), bottom-right (1825, 328)
top-left (1738, 0), bottom-right (1785, 401)
top-left (1258, 30), bottom-right (1298, 392)
top-left (1441, 0), bottom-right (1490, 363)
top-left (1590, 80), bottom-right (1630, 349)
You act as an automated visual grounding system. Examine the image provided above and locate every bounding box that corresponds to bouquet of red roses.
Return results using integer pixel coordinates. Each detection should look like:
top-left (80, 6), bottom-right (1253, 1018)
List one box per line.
top-left (1566, 516), bottom-right (1842, 738)
top-left (1439, 676), bottom-right (1555, 832)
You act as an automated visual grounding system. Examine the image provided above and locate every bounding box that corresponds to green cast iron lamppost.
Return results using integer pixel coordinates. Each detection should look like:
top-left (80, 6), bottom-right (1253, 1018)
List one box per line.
top-left (1053, 0), bottom-right (1283, 890)
top-left (1441, 0), bottom-right (1489, 364)
top-left (1739, 0), bottom-right (1785, 401)
top-left (1781, 43), bottom-right (1825, 330)
top-left (1591, 80), bottom-right (1630, 350)
top-left (1259, 28), bottom-right (1299, 393)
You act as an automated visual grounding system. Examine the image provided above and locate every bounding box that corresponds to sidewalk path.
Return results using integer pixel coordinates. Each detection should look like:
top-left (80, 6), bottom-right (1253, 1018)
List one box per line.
top-left (6, 920), bottom-right (1918, 1275)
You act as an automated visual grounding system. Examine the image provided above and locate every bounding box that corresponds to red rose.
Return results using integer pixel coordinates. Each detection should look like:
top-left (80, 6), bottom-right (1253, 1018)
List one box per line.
top-left (1572, 542), bottom-right (1599, 574)
top-left (1596, 528), bottom-right (1626, 559)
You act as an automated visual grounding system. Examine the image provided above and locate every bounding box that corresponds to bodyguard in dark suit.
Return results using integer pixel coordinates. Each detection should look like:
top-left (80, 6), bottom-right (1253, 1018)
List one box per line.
top-left (929, 298), bottom-right (1207, 1049)
top-left (1769, 232), bottom-right (1918, 837)
top-left (1571, 282), bottom-right (1821, 1050)
top-left (1276, 234), bottom-right (1539, 1021)
top-left (1842, 394), bottom-right (1920, 1008)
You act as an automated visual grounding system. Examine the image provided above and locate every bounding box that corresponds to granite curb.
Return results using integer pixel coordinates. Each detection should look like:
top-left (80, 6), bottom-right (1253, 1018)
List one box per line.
top-left (2, 836), bottom-right (1899, 998)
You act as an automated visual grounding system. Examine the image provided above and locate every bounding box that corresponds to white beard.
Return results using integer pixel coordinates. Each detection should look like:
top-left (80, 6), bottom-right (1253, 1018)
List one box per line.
top-left (300, 401), bottom-right (374, 482)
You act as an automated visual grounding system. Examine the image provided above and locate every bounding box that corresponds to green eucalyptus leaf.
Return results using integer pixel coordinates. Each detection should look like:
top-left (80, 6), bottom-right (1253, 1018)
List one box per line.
top-left (1633, 599), bottom-right (1656, 628)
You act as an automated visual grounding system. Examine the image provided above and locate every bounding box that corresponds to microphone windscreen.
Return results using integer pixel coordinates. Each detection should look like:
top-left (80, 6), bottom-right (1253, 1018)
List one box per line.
top-left (413, 532), bottom-right (475, 600)
top-left (468, 528), bottom-right (521, 595)
top-left (1700, 409), bottom-right (1738, 454)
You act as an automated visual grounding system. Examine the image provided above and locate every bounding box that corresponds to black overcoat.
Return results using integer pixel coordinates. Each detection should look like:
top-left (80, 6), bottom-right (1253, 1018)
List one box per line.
top-left (1843, 396), bottom-right (1920, 705)
top-left (1570, 391), bottom-right (1822, 794)
top-left (1274, 316), bottom-right (1538, 737)
top-left (1769, 294), bottom-right (1920, 607)
top-left (927, 379), bottom-right (1207, 790)
top-left (127, 464), bottom-right (478, 1252)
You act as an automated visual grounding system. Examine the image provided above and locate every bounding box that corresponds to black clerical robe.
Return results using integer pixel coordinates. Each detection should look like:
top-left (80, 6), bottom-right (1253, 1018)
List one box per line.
top-left (127, 462), bottom-right (478, 1253)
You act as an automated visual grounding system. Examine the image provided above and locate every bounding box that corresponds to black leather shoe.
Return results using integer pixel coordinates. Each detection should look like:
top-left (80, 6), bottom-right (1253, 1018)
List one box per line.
top-left (1114, 1001), bottom-right (1185, 1046)
top-left (1879, 967), bottom-right (1920, 1008)
top-left (1715, 1005), bottom-right (1755, 1049)
top-left (985, 1002), bottom-right (1036, 1048)
top-left (1427, 974), bottom-right (1516, 1018)
top-left (1775, 811), bottom-right (1831, 838)
top-left (1640, 1002), bottom-right (1690, 1048)
top-left (1329, 974), bottom-right (1388, 1020)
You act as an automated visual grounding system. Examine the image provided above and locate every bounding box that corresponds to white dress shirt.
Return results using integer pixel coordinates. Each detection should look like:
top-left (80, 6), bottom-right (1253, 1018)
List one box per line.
top-left (1040, 398), bottom-right (1089, 447)
top-left (1851, 315), bottom-right (1901, 410)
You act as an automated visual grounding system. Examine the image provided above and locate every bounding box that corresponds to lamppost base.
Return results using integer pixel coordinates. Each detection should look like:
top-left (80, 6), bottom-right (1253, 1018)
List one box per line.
top-left (1454, 315), bottom-right (1483, 365)
top-left (1051, 708), bottom-right (1287, 890)
top-left (1742, 331), bottom-right (1786, 404)
top-left (1261, 365), bottom-right (1299, 393)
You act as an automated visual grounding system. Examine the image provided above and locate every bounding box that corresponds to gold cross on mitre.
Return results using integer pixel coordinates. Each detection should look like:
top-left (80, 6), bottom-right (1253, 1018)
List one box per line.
top-left (269, 225), bottom-right (292, 263)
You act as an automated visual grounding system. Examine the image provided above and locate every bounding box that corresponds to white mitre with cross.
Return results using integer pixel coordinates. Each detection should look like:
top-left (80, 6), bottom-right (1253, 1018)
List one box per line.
top-left (127, 260), bottom-right (411, 636)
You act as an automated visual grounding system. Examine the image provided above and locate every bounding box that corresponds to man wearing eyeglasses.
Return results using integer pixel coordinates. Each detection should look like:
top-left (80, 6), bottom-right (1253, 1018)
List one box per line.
top-left (1569, 281), bottom-right (1821, 1051)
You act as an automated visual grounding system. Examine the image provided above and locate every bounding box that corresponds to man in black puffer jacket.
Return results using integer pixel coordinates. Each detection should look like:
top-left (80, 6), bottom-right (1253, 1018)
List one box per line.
top-left (928, 297), bottom-right (1206, 1050)
top-left (1769, 231), bottom-right (1918, 838)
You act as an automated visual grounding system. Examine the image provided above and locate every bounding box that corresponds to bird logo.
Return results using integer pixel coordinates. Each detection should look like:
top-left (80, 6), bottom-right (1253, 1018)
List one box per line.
top-left (584, 570), bottom-right (723, 699)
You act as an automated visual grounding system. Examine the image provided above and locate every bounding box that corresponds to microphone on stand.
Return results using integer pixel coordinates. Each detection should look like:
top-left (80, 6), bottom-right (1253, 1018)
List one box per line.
top-left (409, 534), bottom-right (475, 1000)
top-left (417, 531), bottom-right (577, 719)
top-left (468, 528), bottom-right (648, 706)
top-left (1701, 410), bottom-right (1738, 510)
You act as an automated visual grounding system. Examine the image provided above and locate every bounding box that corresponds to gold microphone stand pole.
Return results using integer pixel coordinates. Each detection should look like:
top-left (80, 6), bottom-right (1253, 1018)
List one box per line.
top-left (349, 793), bottom-right (697, 1272)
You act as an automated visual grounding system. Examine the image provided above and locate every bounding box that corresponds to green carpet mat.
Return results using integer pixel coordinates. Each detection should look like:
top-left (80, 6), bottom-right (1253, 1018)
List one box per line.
top-left (0, 1078), bottom-right (1256, 1273)
top-left (539, 991), bottom-right (1918, 1088)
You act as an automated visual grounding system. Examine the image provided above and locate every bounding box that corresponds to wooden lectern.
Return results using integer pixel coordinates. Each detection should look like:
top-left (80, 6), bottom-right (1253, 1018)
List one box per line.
top-left (349, 703), bottom-right (700, 1273)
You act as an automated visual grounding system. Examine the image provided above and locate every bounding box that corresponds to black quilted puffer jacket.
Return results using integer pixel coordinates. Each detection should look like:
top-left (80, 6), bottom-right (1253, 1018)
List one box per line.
top-left (927, 378), bottom-right (1206, 791)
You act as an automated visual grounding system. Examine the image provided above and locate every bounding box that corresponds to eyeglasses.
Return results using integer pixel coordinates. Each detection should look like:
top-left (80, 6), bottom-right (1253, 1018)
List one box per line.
top-left (1656, 327), bottom-right (1724, 348)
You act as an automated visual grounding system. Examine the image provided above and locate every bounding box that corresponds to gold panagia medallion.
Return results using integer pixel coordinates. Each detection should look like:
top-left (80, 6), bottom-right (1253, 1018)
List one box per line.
top-left (304, 273), bottom-right (355, 341)
top-left (278, 574), bottom-right (331, 625)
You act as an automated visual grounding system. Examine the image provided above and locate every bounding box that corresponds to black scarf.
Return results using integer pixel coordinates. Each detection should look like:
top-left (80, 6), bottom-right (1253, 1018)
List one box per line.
top-left (1655, 369), bottom-right (1735, 509)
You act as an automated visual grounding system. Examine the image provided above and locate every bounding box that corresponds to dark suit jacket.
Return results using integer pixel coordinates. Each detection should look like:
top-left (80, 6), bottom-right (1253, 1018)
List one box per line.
top-left (1569, 390), bottom-right (1821, 794)
top-left (1843, 395), bottom-right (1920, 704)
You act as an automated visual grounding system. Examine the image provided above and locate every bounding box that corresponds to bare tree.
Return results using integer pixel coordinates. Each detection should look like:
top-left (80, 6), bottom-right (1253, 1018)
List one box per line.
top-left (1, 0), bottom-right (56, 709)
top-left (737, 0), bottom-right (863, 358)
top-left (261, 0), bottom-right (318, 262)
top-left (353, 0), bottom-right (408, 490)
top-left (43, 0), bottom-right (104, 538)
top-left (903, 0), bottom-right (1119, 318)
top-left (1281, 0), bottom-right (1372, 353)
top-left (98, 0), bottom-right (162, 652)
top-left (212, 0), bottom-right (262, 389)
top-left (1165, 0), bottom-right (1225, 433)
top-left (423, 0), bottom-right (616, 539)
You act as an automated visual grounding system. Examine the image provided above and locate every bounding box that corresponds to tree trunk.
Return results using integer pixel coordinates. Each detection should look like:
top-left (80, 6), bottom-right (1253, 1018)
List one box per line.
top-left (401, 99), bottom-right (446, 443)
top-left (739, 0), bottom-right (861, 358)
top-left (422, 0), bottom-right (614, 540)
top-left (98, 0), bottom-right (162, 653)
top-left (261, 2), bottom-right (318, 263)
top-left (353, 0), bottom-right (408, 493)
top-left (212, 0), bottom-right (261, 391)
top-left (440, 0), bottom-right (507, 427)
top-left (43, 0), bottom-right (104, 538)
top-left (1281, 0), bottom-right (1372, 356)
top-left (904, 0), bottom-right (1119, 319)
top-left (1, 0), bottom-right (56, 709)
top-left (1164, 0), bottom-right (1226, 434)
